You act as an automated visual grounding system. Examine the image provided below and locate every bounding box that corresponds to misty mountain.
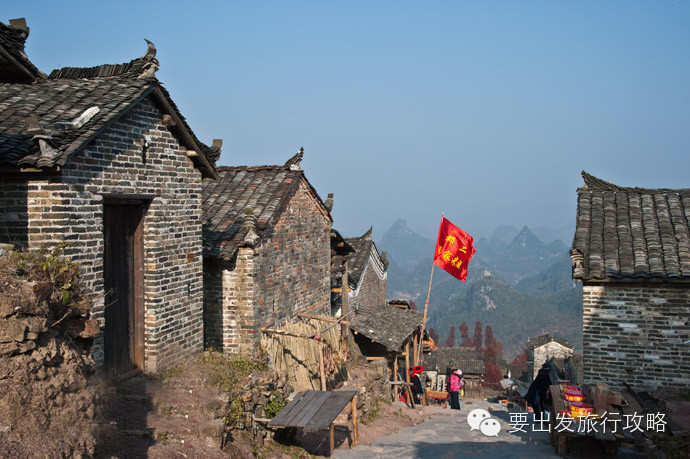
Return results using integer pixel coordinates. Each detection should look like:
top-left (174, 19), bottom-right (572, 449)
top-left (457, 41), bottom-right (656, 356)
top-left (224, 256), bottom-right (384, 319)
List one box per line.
top-left (381, 219), bottom-right (581, 358)
top-left (378, 219), bottom-right (435, 271)
top-left (426, 275), bottom-right (582, 358)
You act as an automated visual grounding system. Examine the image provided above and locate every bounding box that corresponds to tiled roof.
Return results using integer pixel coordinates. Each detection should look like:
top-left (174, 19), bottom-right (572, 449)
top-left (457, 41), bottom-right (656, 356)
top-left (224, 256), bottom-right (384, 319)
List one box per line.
top-left (0, 77), bottom-right (151, 168)
top-left (349, 305), bottom-right (422, 352)
top-left (571, 171), bottom-right (690, 282)
top-left (345, 227), bottom-right (387, 287)
top-left (202, 162), bottom-right (331, 259)
top-left (0, 37), bottom-right (217, 177)
top-left (0, 20), bottom-right (44, 83)
top-left (527, 333), bottom-right (569, 349)
top-left (422, 348), bottom-right (484, 375)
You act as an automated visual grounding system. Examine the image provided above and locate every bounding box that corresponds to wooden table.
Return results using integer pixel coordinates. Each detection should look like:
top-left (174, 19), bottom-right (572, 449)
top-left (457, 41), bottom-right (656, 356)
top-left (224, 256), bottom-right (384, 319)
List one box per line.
top-left (269, 390), bottom-right (358, 456)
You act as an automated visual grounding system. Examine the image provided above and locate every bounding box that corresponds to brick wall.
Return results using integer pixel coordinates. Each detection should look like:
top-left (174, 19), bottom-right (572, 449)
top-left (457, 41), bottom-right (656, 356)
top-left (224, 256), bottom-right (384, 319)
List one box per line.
top-left (350, 252), bottom-right (387, 311)
top-left (0, 97), bottom-right (205, 372)
top-left (204, 179), bottom-right (331, 354)
top-left (583, 283), bottom-right (690, 391)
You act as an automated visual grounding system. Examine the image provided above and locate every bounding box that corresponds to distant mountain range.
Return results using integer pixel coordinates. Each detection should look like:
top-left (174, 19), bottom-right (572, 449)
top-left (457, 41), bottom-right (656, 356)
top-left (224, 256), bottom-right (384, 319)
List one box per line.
top-left (378, 219), bottom-right (582, 359)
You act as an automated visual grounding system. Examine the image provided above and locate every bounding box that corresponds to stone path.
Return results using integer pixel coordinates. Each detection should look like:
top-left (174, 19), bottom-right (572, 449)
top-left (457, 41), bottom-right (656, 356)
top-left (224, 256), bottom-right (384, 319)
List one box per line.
top-left (333, 399), bottom-right (558, 458)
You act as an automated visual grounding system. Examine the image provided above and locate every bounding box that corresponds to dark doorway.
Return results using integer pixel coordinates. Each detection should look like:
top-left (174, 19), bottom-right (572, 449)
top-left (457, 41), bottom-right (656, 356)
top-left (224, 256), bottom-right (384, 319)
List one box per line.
top-left (103, 201), bottom-right (145, 374)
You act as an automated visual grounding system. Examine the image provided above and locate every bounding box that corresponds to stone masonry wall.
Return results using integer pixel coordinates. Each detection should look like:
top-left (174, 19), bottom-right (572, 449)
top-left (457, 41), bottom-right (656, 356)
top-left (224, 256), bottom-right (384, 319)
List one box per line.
top-left (350, 254), bottom-right (387, 311)
top-left (583, 283), bottom-right (690, 391)
top-left (205, 179), bottom-right (331, 355)
top-left (253, 179), bottom-right (331, 328)
top-left (0, 97), bottom-right (205, 372)
top-left (530, 342), bottom-right (572, 381)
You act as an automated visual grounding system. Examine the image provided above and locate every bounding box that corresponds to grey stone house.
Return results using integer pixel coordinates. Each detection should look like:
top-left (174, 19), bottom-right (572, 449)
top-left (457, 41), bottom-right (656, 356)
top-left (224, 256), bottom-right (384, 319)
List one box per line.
top-left (571, 171), bottom-right (690, 391)
top-left (0, 20), bottom-right (218, 374)
top-left (344, 228), bottom-right (389, 312)
top-left (526, 333), bottom-right (573, 381)
top-left (202, 151), bottom-right (332, 354)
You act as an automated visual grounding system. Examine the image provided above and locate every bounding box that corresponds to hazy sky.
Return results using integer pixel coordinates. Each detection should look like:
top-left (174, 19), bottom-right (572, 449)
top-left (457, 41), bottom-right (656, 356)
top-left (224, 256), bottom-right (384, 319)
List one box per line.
top-left (8, 1), bottom-right (690, 240)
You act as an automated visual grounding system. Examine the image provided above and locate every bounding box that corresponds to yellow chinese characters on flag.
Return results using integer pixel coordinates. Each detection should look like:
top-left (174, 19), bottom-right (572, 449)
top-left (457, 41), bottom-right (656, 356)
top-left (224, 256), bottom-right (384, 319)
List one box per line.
top-left (433, 216), bottom-right (476, 281)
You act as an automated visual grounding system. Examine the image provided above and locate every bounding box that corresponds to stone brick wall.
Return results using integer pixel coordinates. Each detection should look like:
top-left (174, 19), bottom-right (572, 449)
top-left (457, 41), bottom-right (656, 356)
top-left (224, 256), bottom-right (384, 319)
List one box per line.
top-left (350, 251), bottom-right (387, 311)
top-left (528, 341), bottom-right (573, 381)
top-left (0, 97), bottom-right (205, 372)
top-left (583, 283), bottom-right (690, 391)
top-left (204, 179), bottom-right (331, 354)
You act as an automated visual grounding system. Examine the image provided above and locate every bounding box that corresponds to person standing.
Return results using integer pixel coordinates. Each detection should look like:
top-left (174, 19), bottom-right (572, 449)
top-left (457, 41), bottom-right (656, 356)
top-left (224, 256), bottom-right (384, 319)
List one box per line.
top-left (448, 369), bottom-right (464, 410)
top-left (409, 366), bottom-right (425, 404)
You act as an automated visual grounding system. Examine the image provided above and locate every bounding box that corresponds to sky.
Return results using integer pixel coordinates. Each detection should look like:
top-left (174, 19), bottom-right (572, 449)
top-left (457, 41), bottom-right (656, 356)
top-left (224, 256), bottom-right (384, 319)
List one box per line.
top-left (7, 1), bottom-right (690, 241)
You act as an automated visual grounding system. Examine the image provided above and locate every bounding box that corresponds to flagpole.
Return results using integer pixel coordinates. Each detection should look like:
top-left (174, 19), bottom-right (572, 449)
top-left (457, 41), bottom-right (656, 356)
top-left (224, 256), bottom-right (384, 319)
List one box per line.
top-left (416, 213), bottom-right (443, 365)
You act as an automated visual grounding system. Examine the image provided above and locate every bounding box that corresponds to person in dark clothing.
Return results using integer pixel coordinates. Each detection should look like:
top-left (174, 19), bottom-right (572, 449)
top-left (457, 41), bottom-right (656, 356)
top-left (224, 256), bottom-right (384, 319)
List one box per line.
top-left (409, 365), bottom-right (425, 404)
top-left (524, 363), bottom-right (553, 423)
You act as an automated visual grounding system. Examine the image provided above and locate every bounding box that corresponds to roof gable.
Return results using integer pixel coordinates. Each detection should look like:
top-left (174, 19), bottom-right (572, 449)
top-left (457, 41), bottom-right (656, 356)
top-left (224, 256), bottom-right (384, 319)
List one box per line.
top-left (202, 158), bottom-right (331, 259)
top-left (0, 37), bottom-right (217, 178)
top-left (527, 333), bottom-right (569, 349)
top-left (0, 20), bottom-right (44, 83)
top-left (345, 227), bottom-right (387, 287)
top-left (572, 171), bottom-right (690, 282)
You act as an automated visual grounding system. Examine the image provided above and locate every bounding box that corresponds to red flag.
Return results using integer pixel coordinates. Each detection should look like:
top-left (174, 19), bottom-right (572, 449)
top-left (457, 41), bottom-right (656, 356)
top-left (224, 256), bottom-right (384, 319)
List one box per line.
top-left (433, 216), bottom-right (476, 281)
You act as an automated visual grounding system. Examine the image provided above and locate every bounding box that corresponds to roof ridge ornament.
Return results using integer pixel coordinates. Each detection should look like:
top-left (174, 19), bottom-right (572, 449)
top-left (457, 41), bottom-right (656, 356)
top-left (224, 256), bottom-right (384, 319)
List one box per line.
top-left (324, 193), bottom-right (334, 212)
top-left (137, 38), bottom-right (159, 80)
top-left (570, 248), bottom-right (585, 279)
top-left (241, 207), bottom-right (260, 247)
top-left (363, 226), bottom-right (373, 239)
top-left (284, 146), bottom-right (304, 171)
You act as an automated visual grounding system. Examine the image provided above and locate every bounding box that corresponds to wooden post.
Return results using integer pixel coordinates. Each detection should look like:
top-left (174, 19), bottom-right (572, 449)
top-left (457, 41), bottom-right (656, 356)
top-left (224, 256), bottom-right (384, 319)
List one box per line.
top-left (341, 260), bottom-right (350, 340)
top-left (351, 395), bottom-right (358, 447)
top-left (416, 262), bottom-right (436, 364)
top-left (405, 341), bottom-right (415, 408)
top-left (412, 334), bottom-right (419, 366)
top-left (393, 355), bottom-right (399, 402)
top-left (329, 422), bottom-right (335, 456)
top-left (318, 339), bottom-right (327, 391)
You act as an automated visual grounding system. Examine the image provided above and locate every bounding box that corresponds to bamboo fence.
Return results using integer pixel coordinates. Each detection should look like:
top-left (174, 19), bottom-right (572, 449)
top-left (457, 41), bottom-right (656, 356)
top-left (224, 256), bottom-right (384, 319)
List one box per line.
top-left (260, 316), bottom-right (349, 392)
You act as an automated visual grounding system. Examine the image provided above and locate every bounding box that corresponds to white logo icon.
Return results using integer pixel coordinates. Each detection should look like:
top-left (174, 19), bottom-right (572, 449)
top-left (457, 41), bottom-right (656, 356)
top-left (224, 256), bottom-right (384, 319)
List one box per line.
top-left (479, 418), bottom-right (501, 437)
top-left (467, 408), bottom-right (501, 437)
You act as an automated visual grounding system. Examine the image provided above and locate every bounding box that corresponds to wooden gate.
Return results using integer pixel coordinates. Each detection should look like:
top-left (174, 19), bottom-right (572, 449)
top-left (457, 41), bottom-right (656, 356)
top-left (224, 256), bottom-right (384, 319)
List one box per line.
top-left (103, 201), bottom-right (145, 374)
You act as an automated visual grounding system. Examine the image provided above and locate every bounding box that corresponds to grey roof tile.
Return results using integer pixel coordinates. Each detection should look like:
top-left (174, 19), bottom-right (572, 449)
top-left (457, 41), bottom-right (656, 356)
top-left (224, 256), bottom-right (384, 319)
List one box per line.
top-left (349, 305), bottom-right (422, 352)
top-left (202, 163), bottom-right (330, 259)
top-left (572, 171), bottom-right (690, 282)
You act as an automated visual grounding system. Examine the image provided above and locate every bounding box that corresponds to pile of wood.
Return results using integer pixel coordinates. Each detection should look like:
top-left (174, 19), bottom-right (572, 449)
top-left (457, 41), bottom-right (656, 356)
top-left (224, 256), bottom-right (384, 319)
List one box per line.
top-left (260, 314), bottom-right (349, 392)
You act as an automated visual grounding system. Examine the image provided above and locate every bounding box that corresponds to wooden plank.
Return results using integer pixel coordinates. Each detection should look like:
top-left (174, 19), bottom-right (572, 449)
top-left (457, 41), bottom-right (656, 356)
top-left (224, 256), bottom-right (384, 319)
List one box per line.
top-left (269, 391), bottom-right (309, 427)
top-left (304, 391), bottom-right (357, 431)
top-left (279, 391), bottom-right (324, 427)
top-left (290, 391), bottom-right (331, 428)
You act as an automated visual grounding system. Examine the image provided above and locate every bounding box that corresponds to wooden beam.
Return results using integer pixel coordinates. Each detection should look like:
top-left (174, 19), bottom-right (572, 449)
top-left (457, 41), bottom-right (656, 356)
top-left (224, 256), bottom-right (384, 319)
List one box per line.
top-left (330, 287), bottom-right (352, 293)
top-left (365, 356), bottom-right (386, 361)
top-left (186, 150), bottom-right (198, 157)
top-left (261, 328), bottom-right (312, 340)
top-left (296, 313), bottom-right (350, 325)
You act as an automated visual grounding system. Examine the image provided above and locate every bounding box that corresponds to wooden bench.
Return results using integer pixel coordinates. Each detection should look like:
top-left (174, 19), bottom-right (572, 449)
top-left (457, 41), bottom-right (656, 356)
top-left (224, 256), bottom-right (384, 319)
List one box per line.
top-left (269, 389), bottom-right (358, 456)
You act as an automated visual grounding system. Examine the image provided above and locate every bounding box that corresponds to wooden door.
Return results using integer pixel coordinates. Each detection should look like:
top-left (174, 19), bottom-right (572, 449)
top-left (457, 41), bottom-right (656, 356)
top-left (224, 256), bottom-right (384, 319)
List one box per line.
top-left (103, 202), bottom-right (145, 374)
